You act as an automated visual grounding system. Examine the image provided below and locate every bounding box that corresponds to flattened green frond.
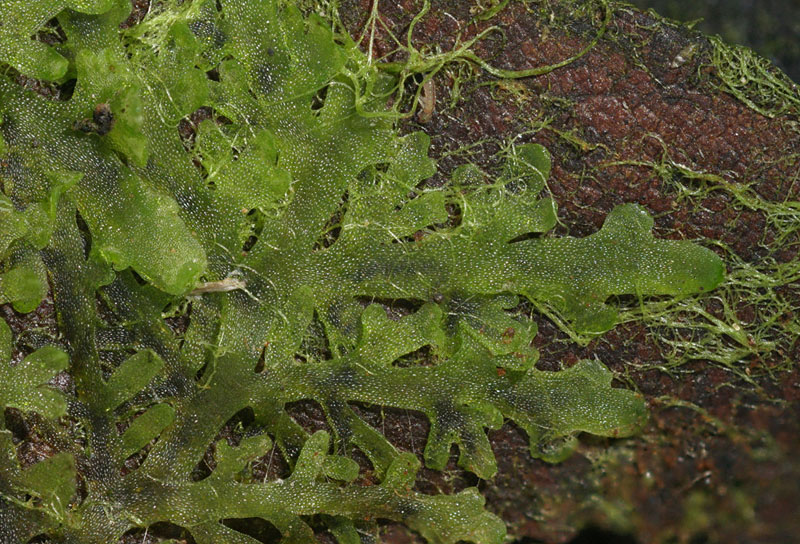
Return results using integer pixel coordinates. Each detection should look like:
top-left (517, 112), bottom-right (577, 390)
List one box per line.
top-left (0, 319), bottom-right (68, 419)
top-left (0, 0), bottom-right (726, 542)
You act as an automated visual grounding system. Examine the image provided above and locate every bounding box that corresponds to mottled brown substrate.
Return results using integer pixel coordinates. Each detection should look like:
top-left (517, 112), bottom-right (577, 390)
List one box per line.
top-left (334, 1), bottom-right (800, 542)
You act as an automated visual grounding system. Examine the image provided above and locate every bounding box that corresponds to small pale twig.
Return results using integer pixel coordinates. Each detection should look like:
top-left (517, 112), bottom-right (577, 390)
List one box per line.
top-left (188, 277), bottom-right (247, 296)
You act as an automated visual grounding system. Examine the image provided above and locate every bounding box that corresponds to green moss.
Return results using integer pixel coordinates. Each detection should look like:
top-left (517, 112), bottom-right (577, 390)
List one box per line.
top-left (0, 1), bottom-right (724, 542)
top-left (707, 35), bottom-right (800, 118)
top-left (598, 155), bottom-right (800, 384)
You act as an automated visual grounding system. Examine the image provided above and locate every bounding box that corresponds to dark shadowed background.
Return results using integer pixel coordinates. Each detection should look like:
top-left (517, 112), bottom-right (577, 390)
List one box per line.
top-left (628, 0), bottom-right (800, 82)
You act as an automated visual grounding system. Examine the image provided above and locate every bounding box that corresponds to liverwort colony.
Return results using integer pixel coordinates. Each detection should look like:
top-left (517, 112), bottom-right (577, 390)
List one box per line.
top-left (0, 1), bottom-right (723, 542)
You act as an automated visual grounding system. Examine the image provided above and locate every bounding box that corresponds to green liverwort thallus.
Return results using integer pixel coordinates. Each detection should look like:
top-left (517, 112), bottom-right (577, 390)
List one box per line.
top-left (0, 1), bottom-right (723, 542)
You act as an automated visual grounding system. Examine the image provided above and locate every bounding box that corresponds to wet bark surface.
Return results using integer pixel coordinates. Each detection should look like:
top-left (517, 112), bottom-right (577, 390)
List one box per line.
top-left (335, 2), bottom-right (800, 542)
top-left (3, 1), bottom-right (799, 543)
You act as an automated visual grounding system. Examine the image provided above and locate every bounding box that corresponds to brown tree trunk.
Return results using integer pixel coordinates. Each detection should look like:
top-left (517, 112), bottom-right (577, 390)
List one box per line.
top-left (332, 1), bottom-right (800, 542)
